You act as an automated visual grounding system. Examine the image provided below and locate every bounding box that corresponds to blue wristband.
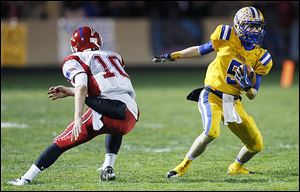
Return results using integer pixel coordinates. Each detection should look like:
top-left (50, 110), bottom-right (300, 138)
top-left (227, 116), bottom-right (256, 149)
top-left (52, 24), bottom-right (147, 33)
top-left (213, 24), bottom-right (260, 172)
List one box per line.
top-left (199, 41), bottom-right (214, 55)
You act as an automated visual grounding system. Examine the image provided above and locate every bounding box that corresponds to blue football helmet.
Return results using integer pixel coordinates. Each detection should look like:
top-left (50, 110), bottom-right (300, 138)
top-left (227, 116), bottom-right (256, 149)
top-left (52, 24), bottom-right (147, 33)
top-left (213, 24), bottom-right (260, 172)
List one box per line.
top-left (233, 7), bottom-right (266, 45)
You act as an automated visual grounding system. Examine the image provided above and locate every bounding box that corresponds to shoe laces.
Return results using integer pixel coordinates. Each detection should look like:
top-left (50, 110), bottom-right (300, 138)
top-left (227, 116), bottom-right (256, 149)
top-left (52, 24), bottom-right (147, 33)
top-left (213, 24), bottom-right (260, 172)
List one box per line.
top-left (106, 168), bottom-right (114, 174)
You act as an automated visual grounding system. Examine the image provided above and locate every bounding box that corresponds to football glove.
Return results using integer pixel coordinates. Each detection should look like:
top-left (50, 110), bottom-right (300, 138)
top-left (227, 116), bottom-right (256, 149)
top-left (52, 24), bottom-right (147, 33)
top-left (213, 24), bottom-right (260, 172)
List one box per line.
top-left (152, 53), bottom-right (175, 63)
top-left (234, 65), bottom-right (253, 91)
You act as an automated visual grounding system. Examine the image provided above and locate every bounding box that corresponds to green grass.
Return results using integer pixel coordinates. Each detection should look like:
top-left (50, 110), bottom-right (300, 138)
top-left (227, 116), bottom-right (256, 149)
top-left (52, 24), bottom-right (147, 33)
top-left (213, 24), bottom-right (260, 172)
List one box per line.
top-left (1, 68), bottom-right (299, 191)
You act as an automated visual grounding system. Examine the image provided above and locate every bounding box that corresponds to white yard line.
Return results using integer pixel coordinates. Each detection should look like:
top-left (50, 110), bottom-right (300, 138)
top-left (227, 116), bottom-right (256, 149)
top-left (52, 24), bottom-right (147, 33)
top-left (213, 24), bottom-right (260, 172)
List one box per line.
top-left (1, 122), bottom-right (28, 129)
top-left (122, 144), bottom-right (186, 153)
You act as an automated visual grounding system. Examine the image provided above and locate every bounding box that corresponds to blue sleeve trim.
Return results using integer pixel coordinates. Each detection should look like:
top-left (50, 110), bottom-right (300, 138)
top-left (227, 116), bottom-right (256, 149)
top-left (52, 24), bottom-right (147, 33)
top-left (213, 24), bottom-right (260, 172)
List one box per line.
top-left (225, 27), bottom-right (231, 40)
top-left (199, 41), bottom-right (214, 55)
top-left (220, 25), bottom-right (225, 39)
top-left (253, 74), bottom-right (262, 91)
top-left (259, 51), bottom-right (272, 66)
top-left (220, 25), bottom-right (231, 40)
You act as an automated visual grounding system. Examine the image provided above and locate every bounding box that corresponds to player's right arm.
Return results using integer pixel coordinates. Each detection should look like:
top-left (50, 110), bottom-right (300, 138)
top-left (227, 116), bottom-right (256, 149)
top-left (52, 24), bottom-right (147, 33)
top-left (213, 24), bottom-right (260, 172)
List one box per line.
top-left (152, 41), bottom-right (214, 63)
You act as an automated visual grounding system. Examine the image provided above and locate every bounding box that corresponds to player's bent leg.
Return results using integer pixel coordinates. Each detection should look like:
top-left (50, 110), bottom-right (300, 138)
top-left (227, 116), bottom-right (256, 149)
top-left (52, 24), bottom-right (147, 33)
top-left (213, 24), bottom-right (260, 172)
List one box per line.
top-left (101, 109), bottom-right (137, 136)
top-left (53, 108), bottom-right (101, 151)
top-left (227, 103), bottom-right (264, 175)
top-left (227, 135), bottom-right (263, 175)
top-left (227, 145), bottom-right (256, 175)
top-left (34, 143), bottom-right (66, 171)
top-left (7, 143), bottom-right (65, 186)
top-left (99, 134), bottom-right (122, 181)
top-left (167, 90), bottom-right (222, 179)
top-left (7, 109), bottom-right (100, 186)
top-left (166, 132), bottom-right (214, 179)
top-left (98, 110), bottom-right (137, 181)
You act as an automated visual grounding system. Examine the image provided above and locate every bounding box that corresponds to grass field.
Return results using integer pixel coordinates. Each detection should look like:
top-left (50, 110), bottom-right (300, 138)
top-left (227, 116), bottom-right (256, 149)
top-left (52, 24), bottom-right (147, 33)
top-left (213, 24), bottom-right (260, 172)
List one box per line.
top-left (1, 68), bottom-right (299, 191)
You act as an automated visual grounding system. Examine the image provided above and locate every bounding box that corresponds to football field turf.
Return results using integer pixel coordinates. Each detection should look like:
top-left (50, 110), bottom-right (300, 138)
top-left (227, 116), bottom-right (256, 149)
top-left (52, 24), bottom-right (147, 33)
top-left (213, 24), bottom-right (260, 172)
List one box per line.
top-left (1, 68), bottom-right (299, 191)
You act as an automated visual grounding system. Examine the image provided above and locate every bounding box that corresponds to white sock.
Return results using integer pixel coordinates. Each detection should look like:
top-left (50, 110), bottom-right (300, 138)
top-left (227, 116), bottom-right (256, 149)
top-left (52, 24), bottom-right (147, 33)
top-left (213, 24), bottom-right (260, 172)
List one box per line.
top-left (186, 132), bottom-right (213, 159)
top-left (102, 153), bottom-right (117, 170)
top-left (21, 164), bottom-right (41, 181)
top-left (236, 146), bottom-right (257, 165)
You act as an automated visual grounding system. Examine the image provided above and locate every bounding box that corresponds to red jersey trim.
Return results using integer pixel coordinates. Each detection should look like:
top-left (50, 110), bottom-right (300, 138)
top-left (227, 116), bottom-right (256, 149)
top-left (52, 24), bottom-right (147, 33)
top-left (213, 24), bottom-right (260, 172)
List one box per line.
top-left (62, 55), bottom-right (101, 96)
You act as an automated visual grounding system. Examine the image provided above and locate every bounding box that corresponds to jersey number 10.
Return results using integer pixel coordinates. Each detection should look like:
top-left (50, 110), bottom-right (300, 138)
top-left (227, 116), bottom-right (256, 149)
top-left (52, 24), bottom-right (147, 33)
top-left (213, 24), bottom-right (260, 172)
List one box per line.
top-left (94, 55), bottom-right (129, 79)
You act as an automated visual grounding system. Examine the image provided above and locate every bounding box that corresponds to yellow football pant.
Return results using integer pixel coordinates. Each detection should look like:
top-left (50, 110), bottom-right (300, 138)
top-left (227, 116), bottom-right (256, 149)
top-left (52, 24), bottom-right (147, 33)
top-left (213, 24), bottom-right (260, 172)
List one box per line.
top-left (198, 89), bottom-right (263, 153)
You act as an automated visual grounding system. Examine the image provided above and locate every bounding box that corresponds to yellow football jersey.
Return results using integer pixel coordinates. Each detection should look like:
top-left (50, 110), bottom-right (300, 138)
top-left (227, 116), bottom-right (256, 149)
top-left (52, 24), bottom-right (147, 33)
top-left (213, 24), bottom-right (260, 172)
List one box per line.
top-left (205, 25), bottom-right (273, 95)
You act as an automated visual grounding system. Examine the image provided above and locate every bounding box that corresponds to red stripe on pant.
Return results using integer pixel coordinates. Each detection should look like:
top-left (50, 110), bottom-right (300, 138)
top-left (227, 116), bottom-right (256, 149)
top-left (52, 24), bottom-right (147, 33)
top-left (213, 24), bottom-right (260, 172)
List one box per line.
top-left (53, 108), bottom-right (137, 151)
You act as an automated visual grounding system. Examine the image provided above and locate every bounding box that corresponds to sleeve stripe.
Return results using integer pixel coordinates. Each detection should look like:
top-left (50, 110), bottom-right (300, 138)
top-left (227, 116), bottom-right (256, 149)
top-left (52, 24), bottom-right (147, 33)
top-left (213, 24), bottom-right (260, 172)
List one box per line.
top-left (262, 56), bottom-right (272, 66)
top-left (259, 52), bottom-right (272, 66)
top-left (259, 52), bottom-right (268, 61)
top-left (220, 25), bottom-right (225, 39)
top-left (225, 26), bottom-right (231, 40)
top-left (220, 25), bottom-right (231, 40)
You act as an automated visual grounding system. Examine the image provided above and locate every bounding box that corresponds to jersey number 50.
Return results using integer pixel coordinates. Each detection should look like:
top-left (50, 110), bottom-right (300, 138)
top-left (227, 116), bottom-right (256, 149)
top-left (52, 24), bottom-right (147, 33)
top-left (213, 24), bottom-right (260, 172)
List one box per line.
top-left (226, 59), bottom-right (242, 85)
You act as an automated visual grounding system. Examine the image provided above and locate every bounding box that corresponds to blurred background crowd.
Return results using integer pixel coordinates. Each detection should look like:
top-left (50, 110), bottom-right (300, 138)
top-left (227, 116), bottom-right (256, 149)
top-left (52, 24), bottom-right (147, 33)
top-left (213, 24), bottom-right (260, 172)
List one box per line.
top-left (1, 1), bottom-right (299, 70)
top-left (1, 1), bottom-right (298, 20)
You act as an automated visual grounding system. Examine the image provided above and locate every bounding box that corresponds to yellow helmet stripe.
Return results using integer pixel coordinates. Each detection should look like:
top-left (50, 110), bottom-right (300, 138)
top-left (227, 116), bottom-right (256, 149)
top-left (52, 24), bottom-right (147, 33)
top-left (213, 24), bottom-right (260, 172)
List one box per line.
top-left (257, 9), bottom-right (264, 21)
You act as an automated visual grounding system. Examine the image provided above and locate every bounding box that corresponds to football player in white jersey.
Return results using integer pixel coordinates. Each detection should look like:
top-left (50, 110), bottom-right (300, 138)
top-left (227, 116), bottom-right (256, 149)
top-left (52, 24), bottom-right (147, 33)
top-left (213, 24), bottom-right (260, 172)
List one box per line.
top-left (7, 26), bottom-right (139, 185)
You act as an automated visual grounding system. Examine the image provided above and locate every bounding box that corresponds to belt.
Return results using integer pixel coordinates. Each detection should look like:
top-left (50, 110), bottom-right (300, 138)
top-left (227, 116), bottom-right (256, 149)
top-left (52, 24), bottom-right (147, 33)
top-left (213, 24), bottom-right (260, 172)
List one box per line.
top-left (205, 86), bottom-right (242, 101)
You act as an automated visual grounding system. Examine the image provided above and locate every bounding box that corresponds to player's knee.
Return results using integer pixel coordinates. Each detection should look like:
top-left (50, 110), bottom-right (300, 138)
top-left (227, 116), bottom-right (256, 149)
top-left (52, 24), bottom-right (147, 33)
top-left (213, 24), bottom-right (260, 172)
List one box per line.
top-left (253, 140), bottom-right (264, 153)
top-left (249, 135), bottom-right (264, 153)
top-left (206, 130), bottom-right (220, 139)
top-left (117, 124), bottom-right (134, 135)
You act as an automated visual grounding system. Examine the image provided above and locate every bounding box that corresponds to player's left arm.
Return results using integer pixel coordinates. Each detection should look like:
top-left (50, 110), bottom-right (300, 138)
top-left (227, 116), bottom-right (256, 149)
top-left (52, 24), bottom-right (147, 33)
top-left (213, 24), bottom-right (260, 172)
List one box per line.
top-left (245, 73), bottom-right (262, 100)
top-left (246, 50), bottom-right (273, 100)
top-left (71, 73), bottom-right (88, 141)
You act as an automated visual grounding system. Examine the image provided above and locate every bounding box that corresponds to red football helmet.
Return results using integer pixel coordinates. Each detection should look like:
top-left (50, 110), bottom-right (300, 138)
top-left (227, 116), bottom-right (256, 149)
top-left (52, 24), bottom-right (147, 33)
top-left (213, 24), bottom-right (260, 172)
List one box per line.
top-left (70, 26), bottom-right (103, 53)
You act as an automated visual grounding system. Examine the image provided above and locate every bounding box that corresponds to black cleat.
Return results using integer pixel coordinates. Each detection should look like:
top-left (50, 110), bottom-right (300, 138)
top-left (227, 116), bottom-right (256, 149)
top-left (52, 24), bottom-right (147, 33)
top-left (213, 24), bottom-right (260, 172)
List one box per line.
top-left (166, 170), bottom-right (179, 179)
top-left (100, 166), bottom-right (116, 181)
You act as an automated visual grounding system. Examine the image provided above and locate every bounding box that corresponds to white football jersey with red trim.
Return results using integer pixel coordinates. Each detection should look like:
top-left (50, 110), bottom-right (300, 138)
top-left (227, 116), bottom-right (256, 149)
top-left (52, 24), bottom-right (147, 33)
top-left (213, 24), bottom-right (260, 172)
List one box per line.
top-left (62, 50), bottom-right (138, 120)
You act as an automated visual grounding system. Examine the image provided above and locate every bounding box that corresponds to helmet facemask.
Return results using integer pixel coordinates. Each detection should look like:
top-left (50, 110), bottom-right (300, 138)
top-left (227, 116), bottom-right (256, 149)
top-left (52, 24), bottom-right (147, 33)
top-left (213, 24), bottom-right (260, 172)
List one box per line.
top-left (235, 21), bottom-right (266, 45)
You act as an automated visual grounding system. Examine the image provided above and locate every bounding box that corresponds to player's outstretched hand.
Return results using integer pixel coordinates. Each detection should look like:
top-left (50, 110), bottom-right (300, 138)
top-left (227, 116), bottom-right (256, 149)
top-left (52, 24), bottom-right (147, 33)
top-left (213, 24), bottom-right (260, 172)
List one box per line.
top-left (152, 53), bottom-right (175, 63)
top-left (47, 85), bottom-right (74, 100)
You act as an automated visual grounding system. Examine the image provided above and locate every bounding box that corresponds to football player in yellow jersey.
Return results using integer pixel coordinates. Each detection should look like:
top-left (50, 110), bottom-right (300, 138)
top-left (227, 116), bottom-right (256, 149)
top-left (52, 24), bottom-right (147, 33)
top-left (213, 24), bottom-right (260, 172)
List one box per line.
top-left (152, 6), bottom-right (273, 178)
